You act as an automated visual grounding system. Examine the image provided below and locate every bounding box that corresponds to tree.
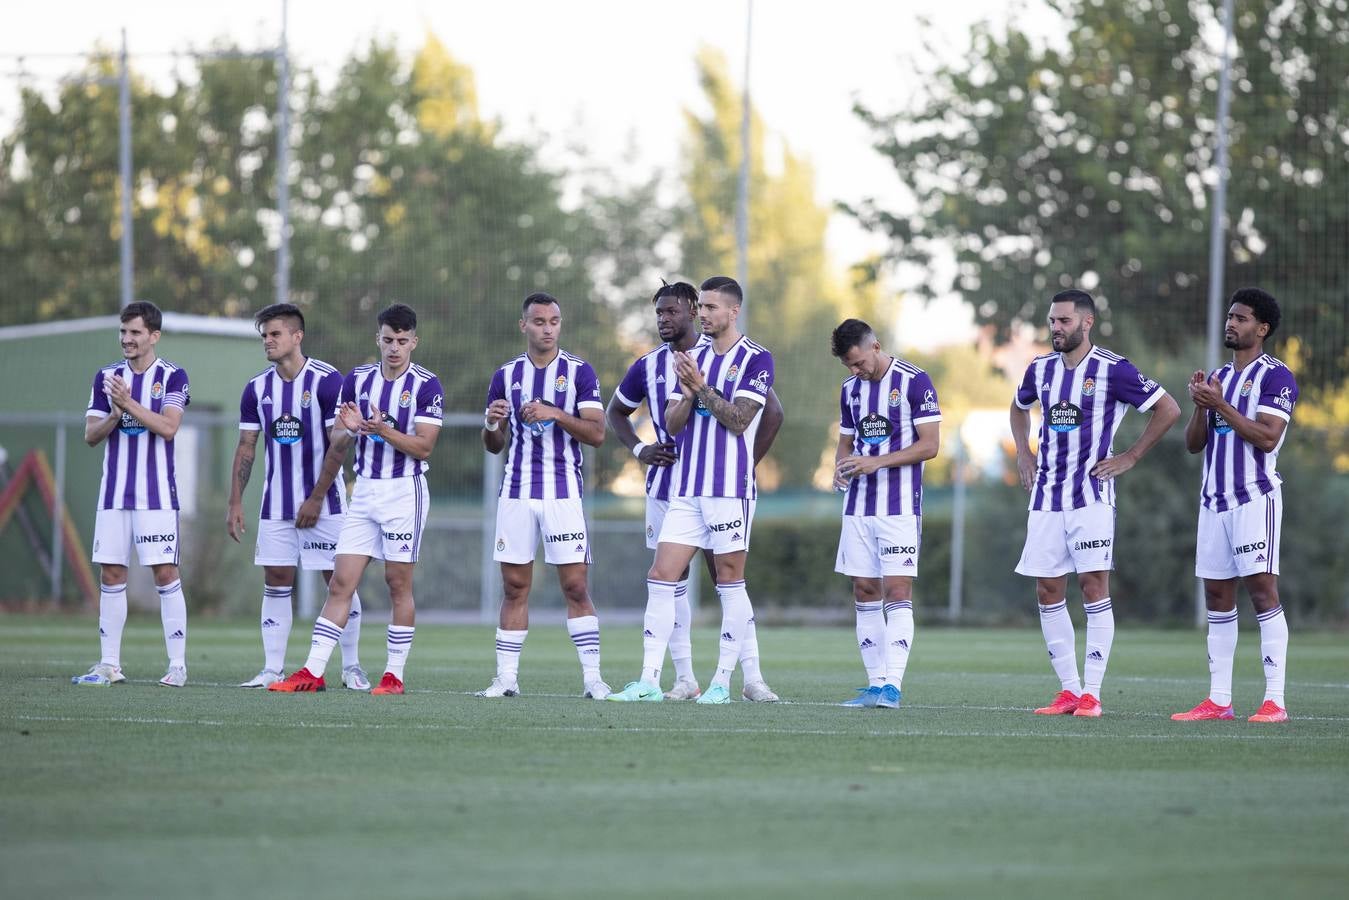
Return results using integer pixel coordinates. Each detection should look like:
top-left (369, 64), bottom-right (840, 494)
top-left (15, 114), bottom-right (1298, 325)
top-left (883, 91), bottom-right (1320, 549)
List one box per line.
top-left (852, 0), bottom-right (1349, 385)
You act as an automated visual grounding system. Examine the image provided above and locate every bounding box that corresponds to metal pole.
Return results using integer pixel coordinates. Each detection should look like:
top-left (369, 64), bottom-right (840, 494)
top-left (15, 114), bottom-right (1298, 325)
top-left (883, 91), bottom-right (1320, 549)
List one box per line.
top-left (480, 451), bottom-right (503, 623)
top-left (736, 0), bottom-right (752, 313)
top-left (118, 29), bottom-right (133, 309)
top-left (50, 425), bottom-right (67, 601)
top-left (947, 432), bottom-right (965, 622)
top-left (1198, 0), bottom-right (1235, 626)
top-left (275, 0), bottom-right (291, 304)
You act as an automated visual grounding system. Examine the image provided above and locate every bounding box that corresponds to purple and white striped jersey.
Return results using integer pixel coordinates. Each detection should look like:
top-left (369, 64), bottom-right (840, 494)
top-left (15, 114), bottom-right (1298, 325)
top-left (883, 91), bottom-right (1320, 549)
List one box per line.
top-left (1015, 346), bottom-right (1166, 511)
top-left (668, 335), bottom-right (774, 500)
top-left (613, 334), bottom-right (712, 501)
top-left (339, 363), bottom-right (444, 479)
top-left (1200, 355), bottom-right (1298, 512)
top-left (839, 358), bottom-right (942, 517)
top-left (486, 350), bottom-right (604, 499)
top-left (238, 357), bottom-right (346, 520)
top-left (86, 359), bottom-right (190, 510)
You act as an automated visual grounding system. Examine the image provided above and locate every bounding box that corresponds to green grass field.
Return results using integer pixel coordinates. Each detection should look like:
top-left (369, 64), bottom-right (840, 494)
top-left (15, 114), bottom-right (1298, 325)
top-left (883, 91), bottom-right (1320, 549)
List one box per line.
top-left (1, 615), bottom-right (1345, 899)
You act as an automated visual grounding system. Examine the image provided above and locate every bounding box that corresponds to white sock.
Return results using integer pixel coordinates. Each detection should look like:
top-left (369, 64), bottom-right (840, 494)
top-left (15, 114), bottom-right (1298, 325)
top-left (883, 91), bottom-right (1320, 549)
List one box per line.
top-left (385, 624), bottom-right (414, 680)
top-left (711, 580), bottom-right (751, 689)
top-left (1039, 600), bottom-right (1082, 695)
top-left (1082, 597), bottom-right (1114, 697)
top-left (1256, 604), bottom-right (1288, 708)
top-left (495, 628), bottom-right (527, 682)
top-left (883, 600), bottom-right (914, 688)
top-left (567, 614), bottom-right (602, 683)
top-left (854, 600), bottom-right (885, 685)
top-left (642, 579), bottom-right (678, 685)
top-left (669, 579), bottom-right (695, 682)
top-left (98, 583), bottom-right (128, 667)
top-left (1206, 608), bottom-right (1239, 706)
top-left (303, 616), bottom-right (343, 678)
top-left (157, 579), bottom-right (188, 669)
top-left (261, 585), bottom-right (293, 673)
top-left (340, 591), bottom-right (363, 669)
top-left (739, 612), bottom-right (763, 683)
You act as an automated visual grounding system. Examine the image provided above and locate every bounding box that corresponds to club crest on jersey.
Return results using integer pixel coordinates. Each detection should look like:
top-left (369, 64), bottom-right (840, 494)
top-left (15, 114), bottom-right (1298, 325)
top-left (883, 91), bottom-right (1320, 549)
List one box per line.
top-left (724, 364), bottom-right (740, 383)
top-left (399, 390), bottom-right (413, 408)
top-left (300, 389), bottom-right (312, 408)
top-left (859, 413), bottom-right (894, 446)
top-left (1048, 400), bottom-right (1082, 432)
top-left (554, 375), bottom-right (569, 392)
top-left (1081, 377), bottom-right (1096, 397)
top-left (150, 381), bottom-right (164, 400)
top-left (888, 388), bottom-right (901, 407)
top-left (1240, 379), bottom-right (1254, 397)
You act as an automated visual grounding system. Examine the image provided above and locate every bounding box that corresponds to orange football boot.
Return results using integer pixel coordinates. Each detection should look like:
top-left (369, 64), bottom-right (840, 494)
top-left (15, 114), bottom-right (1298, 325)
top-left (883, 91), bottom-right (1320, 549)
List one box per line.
top-left (267, 667), bottom-right (325, 692)
top-left (1034, 690), bottom-right (1081, 715)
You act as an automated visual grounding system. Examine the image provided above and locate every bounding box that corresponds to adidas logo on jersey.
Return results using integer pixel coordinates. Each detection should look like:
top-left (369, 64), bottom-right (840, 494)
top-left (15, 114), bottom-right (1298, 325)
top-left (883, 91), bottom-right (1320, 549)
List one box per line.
top-left (656, 374), bottom-right (666, 383)
top-left (261, 395), bottom-right (273, 405)
top-left (511, 381), bottom-right (522, 390)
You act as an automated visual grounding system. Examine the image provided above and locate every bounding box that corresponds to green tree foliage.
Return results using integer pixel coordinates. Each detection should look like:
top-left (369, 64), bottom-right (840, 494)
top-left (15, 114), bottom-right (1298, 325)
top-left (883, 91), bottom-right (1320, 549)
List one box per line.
top-left (852, 0), bottom-right (1349, 384)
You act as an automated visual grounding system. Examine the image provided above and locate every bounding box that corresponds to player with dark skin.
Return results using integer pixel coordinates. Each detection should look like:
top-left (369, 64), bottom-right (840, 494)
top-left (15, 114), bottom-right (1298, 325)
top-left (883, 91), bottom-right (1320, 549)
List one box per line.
top-left (483, 297), bottom-right (606, 632)
top-left (1184, 301), bottom-right (1287, 618)
top-left (606, 288), bottom-right (785, 587)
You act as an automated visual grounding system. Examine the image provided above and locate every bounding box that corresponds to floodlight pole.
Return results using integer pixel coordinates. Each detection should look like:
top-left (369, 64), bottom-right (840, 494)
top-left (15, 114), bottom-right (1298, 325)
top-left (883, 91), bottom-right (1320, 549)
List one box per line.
top-left (736, 0), bottom-right (752, 317)
top-left (275, 0), bottom-right (291, 304)
top-left (1197, 0), bottom-right (1236, 626)
top-left (119, 29), bottom-right (133, 309)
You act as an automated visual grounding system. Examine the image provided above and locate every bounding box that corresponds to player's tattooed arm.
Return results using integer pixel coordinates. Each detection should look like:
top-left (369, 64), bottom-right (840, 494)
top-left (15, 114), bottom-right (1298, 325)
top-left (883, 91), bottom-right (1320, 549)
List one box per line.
top-left (295, 427), bottom-right (354, 528)
top-left (697, 388), bottom-right (761, 435)
top-left (226, 430), bottom-right (260, 542)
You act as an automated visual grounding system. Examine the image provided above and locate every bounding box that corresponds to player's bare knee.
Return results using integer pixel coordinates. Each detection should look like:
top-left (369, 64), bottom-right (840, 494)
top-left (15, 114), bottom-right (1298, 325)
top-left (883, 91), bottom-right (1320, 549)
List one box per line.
top-left (151, 564), bottom-right (180, 587)
top-left (99, 564), bottom-right (128, 587)
top-left (851, 579), bottom-right (881, 603)
top-left (1077, 572), bottom-right (1109, 603)
top-left (1245, 576), bottom-right (1280, 613)
top-left (1035, 579), bottom-right (1066, 605)
top-left (264, 566), bottom-right (296, 588)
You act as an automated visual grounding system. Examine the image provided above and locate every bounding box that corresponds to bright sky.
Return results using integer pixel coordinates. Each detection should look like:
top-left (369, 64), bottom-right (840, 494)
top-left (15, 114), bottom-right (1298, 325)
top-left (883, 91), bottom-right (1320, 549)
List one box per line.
top-left (4, 0), bottom-right (1052, 346)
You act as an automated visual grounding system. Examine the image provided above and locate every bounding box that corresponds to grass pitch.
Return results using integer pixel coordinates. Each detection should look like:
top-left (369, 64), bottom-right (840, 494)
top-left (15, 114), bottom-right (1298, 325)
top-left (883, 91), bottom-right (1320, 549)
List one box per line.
top-left (1, 615), bottom-right (1346, 899)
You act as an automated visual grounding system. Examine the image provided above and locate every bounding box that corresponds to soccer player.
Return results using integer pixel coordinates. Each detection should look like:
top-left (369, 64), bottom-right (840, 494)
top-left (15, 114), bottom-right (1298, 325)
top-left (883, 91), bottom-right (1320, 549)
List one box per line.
top-left (73, 301), bottom-right (192, 687)
top-left (609, 276), bottom-right (774, 705)
top-left (1010, 289), bottom-right (1180, 717)
top-left (477, 292), bottom-right (611, 700)
top-left (269, 303), bottom-right (443, 695)
top-left (1172, 288), bottom-right (1297, 723)
top-left (830, 319), bottom-right (941, 709)
top-left (606, 281), bottom-right (784, 701)
top-left (226, 303), bottom-right (368, 690)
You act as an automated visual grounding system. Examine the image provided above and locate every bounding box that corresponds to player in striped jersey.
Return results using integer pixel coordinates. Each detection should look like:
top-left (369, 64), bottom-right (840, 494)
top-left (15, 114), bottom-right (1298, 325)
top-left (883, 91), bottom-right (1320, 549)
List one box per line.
top-left (1010, 289), bottom-right (1180, 717)
top-left (73, 301), bottom-right (193, 688)
top-left (609, 276), bottom-right (774, 706)
top-left (226, 304), bottom-right (368, 691)
top-left (1173, 288), bottom-right (1298, 724)
top-left (270, 304), bottom-right (443, 696)
top-left (830, 319), bottom-right (941, 709)
top-left (477, 292), bottom-right (611, 700)
top-left (606, 281), bottom-right (784, 702)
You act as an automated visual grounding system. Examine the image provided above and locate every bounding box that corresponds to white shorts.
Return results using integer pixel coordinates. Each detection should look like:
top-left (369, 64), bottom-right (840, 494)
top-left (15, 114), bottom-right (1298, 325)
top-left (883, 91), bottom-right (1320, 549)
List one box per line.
top-left (92, 509), bottom-right (180, 567)
top-left (1015, 502), bottom-right (1116, 578)
top-left (658, 496), bottom-right (754, 556)
top-left (335, 475), bottom-right (429, 563)
top-left (835, 514), bottom-right (921, 579)
top-left (255, 514), bottom-right (344, 571)
top-left (493, 496), bottom-right (591, 566)
top-left (1195, 488), bottom-right (1282, 580)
